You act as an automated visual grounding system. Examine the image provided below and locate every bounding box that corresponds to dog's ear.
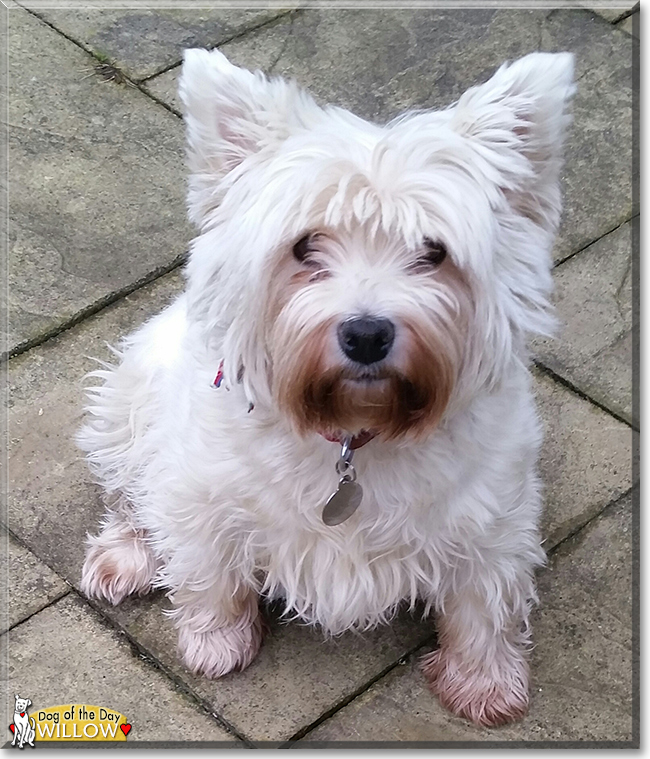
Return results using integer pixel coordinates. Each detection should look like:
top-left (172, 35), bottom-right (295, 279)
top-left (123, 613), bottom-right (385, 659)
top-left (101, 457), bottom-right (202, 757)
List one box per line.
top-left (450, 52), bottom-right (575, 232)
top-left (179, 48), bottom-right (316, 226)
top-left (26, 700), bottom-right (32, 707)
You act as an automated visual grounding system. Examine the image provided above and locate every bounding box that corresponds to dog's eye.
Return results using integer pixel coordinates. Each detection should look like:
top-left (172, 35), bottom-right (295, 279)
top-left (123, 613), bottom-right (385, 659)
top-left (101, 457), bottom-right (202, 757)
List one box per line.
top-left (422, 239), bottom-right (447, 267)
top-left (293, 233), bottom-right (327, 273)
top-left (410, 239), bottom-right (448, 273)
top-left (293, 234), bottom-right (315, 263)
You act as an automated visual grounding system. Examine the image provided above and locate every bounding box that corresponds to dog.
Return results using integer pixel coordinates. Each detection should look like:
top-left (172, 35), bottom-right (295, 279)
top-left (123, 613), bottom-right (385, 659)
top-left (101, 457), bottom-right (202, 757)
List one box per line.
top-left (12, 696), bottom-right (35, 748)
top-left (78, 48), bottom-right (574, 728)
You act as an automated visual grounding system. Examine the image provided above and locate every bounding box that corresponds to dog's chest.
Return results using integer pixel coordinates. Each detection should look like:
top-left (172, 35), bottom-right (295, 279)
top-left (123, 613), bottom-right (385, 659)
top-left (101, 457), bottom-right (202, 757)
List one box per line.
top-left (254, 514), bottom-right (445, 632)
top-left (243, 463), bottom-right (454, 632)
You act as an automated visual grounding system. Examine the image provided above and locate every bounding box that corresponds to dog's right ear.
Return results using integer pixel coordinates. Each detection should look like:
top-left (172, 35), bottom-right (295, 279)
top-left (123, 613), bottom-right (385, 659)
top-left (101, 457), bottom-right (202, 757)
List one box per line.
top-left (179, 48), bottom-right (317, 226)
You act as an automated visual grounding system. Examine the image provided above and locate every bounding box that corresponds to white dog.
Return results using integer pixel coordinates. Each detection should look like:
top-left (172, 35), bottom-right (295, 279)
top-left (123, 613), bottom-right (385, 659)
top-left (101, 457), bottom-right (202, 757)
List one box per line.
top-left (12, 696), bottom-right (35, 748)
top-left (78, 48), bottom-right (574, 727)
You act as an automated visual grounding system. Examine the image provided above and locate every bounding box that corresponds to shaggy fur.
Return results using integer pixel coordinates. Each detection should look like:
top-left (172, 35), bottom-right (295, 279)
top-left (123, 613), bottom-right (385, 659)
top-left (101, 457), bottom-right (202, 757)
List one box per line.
top-left (78, 48), bottom-right (574, 726)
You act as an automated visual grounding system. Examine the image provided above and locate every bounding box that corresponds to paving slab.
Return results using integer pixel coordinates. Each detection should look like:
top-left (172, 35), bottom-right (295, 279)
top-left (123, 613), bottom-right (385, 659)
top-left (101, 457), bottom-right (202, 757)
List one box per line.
top-left (4, 593), bottom-right (239, 744)
top-left (3, 532), bottom-right (69, 633)
top-left (105, 593), bottom-right (431, 744)
top-left (533, 221), bottom-right (633, 426)
top-left (533, 369), bottom-right (632, 549)
top-left (146, 8), bottom-right (633, 262)
top-left (144, 8), bottom-right (542, 115)
top-left (548, 14), bottom-right (634, 262)
top-left (20, 6), bottom-right (295, 82)
top-left (306, 493), bottom-right (634, 744)
top-left (583, 3), bottom-right (637, 23)
top-left (7, 7), bottom-right (192, 356)
top-left (617, 12), bottom-right (639, 37)
top-left (7, 260), bottom-right (632, 742)
top-left (7, 268), bottom-right (185, 578)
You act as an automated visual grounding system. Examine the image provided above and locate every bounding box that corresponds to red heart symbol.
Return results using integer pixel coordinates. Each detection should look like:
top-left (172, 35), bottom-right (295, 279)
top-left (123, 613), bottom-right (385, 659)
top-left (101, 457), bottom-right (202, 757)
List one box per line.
top-left (20, 713), bottom-right (25, 718)
top-left (9, 725), bottom-right (15, 734)
top-left (120, 724), bottom-right (131, 737)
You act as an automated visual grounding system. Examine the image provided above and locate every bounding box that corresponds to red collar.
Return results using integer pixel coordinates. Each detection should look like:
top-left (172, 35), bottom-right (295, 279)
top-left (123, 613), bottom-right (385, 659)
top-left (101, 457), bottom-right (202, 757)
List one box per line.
top-left (319, 429), bottom-right (377, 449)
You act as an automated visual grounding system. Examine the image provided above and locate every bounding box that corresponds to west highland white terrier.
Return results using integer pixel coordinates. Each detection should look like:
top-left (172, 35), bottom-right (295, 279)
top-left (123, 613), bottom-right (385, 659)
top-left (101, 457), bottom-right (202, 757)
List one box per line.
top-left (78, 48), bottom-right (575, 727)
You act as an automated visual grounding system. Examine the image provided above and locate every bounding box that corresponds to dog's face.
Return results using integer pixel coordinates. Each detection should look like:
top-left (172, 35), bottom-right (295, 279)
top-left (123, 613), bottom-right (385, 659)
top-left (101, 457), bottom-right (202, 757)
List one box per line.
top-left (179, 50), bottom-right (574, 440)
top-left (265, 226), bottom-right (471, 440)
top-left (14, 696), bottom-right (31, 713)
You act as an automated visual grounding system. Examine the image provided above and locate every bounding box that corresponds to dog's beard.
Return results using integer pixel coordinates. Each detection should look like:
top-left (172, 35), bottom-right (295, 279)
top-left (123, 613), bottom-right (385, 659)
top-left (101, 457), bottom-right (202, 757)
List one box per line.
top-left (272, 319), bottom-right (460, 440)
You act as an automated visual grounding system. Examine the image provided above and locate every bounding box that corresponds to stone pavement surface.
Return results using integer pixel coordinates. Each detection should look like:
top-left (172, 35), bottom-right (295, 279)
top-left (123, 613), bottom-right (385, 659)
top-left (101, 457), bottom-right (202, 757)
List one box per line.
top-left (5, 2), bottom-right (637, 748)
top-left (309, 493), bottom-right (634, 744)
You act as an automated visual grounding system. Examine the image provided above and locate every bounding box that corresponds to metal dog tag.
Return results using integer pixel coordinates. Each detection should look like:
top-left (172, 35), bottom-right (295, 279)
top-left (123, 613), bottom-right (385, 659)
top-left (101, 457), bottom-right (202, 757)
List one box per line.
top-left (322, 435), bottom-right (364, 526)
top-left (322, 477), bottom-right (364, 526)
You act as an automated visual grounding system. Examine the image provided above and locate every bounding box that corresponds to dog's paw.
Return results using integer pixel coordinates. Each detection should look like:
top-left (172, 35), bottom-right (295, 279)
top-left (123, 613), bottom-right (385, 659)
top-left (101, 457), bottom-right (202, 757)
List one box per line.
top-left (80, 523), bottom-right (157, 605)
top-left (178, 613), bottom-right (265, 678)
top-left (421, 647), bottom-right (529, 727)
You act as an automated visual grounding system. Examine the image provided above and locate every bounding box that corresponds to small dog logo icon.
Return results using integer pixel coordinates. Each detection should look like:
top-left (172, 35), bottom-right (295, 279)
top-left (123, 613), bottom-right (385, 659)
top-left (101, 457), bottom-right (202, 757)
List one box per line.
top-left (10, 696), bottom-right (35, 749)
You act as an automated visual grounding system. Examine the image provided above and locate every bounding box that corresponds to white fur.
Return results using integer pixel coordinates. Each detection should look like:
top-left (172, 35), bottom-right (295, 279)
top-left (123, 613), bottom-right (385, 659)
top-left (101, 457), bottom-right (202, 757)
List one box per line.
top-left (78, 49), bottom-right (574, 726)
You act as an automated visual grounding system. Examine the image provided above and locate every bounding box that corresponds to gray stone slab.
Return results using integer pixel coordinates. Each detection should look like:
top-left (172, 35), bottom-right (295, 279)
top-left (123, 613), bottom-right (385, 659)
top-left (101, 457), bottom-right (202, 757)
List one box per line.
top-left (7, 269), bottom-right (185, 579)
top-left (7, 7), bottom-right (192, 356)
top-left (106, 594), bottom-right (430, 744)
top-left (19, 6), bottom-right (294, 81)
top-left (306, 494), bottom-right (634, 744)
top-left (533, 221), bottom-right (633, 426)
top-left (145, 8), bottom-right (633, 262)
top-left (618, 12), bottom-right (639, 37)
top-left (145, 9), bottom-right (543, 117)
top-left (550, 15), bottom-right (634, 262)
top-left (4, 594), bottom-right (238, 743)
top-left (6, 262), bottom-right (631, 741)
top-left (3, 532), bottom-right (69, 633)
top-left (534, 369), bottom-right (632, 549)
top-left (583, 3), bottom-right (636, 23)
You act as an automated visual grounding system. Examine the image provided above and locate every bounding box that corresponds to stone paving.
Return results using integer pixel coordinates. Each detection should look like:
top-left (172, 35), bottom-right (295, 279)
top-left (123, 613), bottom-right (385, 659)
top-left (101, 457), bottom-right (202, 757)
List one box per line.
top-left (4, 2), bottom-right (638, 748)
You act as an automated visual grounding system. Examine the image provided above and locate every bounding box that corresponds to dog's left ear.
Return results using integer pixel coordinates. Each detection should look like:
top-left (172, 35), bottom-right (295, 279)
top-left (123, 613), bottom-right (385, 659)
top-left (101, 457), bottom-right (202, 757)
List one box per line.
top-left (450, 52), bottom-right (575, 232)
top-left (26, 700), bottom-right (31, 707)
top-left (179, 48), bottom-right (317, 226)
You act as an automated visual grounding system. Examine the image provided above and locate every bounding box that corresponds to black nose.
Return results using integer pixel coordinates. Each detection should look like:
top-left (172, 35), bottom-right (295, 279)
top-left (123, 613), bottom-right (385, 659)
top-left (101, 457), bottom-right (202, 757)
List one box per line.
top-left (337, 317), bottom-right (395, 365)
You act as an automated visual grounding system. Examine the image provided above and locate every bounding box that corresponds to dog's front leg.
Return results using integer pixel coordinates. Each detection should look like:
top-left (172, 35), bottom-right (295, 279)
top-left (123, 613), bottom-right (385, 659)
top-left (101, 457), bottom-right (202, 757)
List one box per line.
top-left (422, 559), bottom-right (539, 727)
top-left (169, 581), bottom-right (265, 679)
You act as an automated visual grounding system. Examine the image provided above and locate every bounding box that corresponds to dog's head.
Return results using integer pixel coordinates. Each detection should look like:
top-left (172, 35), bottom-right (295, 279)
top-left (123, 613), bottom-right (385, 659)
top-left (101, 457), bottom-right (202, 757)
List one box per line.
top-left (179, 49), bottom-right (574, 441)
top-left (14, 696), bottom-right (31, 713)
